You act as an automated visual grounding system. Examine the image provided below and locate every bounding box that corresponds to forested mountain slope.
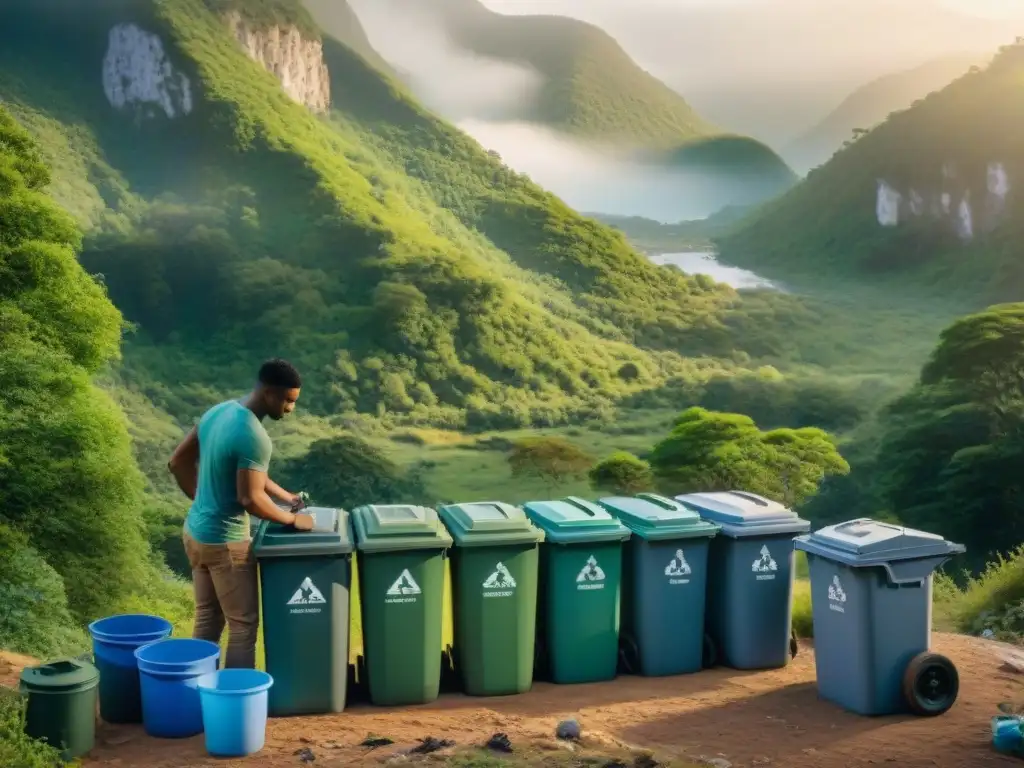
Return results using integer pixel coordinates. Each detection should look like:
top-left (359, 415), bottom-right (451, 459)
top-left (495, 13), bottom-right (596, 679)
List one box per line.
top-left (0, 0), bottom-right (813, 431)
top-left (784, 54), bottom-right (982, 173)
top-left (717, 40), bottom-right (1024, 304)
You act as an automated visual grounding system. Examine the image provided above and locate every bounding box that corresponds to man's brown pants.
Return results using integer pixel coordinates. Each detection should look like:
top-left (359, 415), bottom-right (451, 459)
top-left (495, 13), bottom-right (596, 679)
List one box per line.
top-left (183, 532), bottom-right (259, 669)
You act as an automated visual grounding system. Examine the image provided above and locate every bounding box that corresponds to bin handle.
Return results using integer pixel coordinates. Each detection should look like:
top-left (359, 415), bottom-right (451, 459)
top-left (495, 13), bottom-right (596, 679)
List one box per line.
top-left (880, 556), bottom-right (953, 587)
top-left (728, 491), bottom-right (770, 506)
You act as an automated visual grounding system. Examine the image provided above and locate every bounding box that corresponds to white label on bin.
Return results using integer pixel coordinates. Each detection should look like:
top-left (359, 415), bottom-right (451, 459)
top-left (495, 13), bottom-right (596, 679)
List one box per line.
top-left (576, 555), bottom-right (606, 591)
top-left (287, 577), bottom-right (326, 614)
top-left (665, 549), bottom-right (692, 584)
top-left (386, 569), bottom-right (422, 604)
top-left (483, 562), bottom-right (516, 598)
top-left (828, 575), bottom-right (847, 613)
top-left (752, 545), bottom-right (778, 580)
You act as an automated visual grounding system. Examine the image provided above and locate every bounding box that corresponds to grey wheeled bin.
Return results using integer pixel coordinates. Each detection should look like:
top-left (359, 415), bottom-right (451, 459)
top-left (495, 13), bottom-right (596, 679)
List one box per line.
top-left (794, 518), bottom-right (965, 717)
top-left (597, 493), bottom-right (720, 676)
top-left (676, 491), bottom-right (809, 670)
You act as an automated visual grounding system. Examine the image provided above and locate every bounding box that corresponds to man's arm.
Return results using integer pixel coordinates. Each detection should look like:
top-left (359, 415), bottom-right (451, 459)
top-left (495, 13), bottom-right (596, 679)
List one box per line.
top-left (264, 477), bottom-right (301, 507)
top-left (237, 469), bottom-right (312, 528)
top-left (167, 427), bottom-right (200, 500)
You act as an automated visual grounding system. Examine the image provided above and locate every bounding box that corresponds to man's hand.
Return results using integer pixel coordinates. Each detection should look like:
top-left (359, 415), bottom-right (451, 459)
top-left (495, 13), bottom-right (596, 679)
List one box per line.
top-left (292, 513), bottom-right (315, 531)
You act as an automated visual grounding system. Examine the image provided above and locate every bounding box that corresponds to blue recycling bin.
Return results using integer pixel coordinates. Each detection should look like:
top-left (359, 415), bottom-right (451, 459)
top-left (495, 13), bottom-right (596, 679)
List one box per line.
top-left (676, 491), bottom-right (810, 670)
top-left (794, 518), bottom-right (965, 716)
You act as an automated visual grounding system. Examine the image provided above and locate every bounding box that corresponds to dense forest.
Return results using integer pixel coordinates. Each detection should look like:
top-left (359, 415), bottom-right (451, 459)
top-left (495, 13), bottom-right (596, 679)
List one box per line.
top-left (2, 0), bottom-right (1024, 710)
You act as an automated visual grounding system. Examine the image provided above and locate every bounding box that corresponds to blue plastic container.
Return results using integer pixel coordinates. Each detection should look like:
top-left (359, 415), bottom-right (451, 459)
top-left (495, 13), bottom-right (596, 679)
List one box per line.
top-left (135, 639), bottom-right (220, 738)
top-left (88, 614), bottom-right (172, 724)
top-left (198, 669), bottom-right (274, 757)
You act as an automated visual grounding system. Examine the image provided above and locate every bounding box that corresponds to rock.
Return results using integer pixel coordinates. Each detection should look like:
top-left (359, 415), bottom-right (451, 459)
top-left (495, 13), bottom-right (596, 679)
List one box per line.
top-left (294, 746), bottom-right (316, 763)
top-left (361, 736), bottom-right (394, 748)
top-left (556, 719), bottom-right (581, 741)
top-left (409, 737), bottom-right (455, 754)
top-left (485, 733), bottom-right (513, 753)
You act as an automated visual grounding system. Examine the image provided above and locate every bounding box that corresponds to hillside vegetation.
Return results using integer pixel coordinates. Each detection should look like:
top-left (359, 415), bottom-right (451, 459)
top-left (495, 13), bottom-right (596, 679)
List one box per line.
top-left (784, 53), bottom-right (982, 173)
top-left (717, 40), bottom-right (1024, 304)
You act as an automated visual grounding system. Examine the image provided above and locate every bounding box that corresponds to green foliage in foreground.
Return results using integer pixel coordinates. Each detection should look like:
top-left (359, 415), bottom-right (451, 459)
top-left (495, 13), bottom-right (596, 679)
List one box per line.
top-left (0, 688), bottom-right (73, 768)
top-left (650, 407), bottom-right (851, 507)
top-left (0, 105), bottom-right (194, 647)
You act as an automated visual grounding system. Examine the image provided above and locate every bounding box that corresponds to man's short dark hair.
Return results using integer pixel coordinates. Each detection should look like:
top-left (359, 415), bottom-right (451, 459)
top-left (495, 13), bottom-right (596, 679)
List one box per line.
top-left (258, 358), bottom-right (302, 389)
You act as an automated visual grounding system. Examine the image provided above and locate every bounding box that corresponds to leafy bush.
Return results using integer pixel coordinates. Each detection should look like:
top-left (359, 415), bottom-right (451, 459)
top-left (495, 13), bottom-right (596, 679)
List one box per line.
top-left (935, 544), bottom-right (1024, 640)
top-left (588, 451), bottom-right (654, 494)
top-left (0, 688), bottom-right (72, 768)
top-left (278, 435), bottom-right (429, 510)
top-left (650, 407), bottom-right (850, 506)
top-left (0, 524), bottom-right (86, 659)
top-left (508, 437), bottom-right (594, 490)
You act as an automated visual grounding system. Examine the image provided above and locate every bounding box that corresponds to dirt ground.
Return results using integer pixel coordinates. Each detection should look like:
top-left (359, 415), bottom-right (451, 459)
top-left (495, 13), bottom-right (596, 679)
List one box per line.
top-left (4, 633), bottom-right (1023, 768)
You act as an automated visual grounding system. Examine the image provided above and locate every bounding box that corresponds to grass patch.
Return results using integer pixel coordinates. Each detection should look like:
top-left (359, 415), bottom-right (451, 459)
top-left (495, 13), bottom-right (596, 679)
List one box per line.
top-left (934, 545), bottom-right (1024, 641)
top-left (445, 744), bottom-right (701, 768)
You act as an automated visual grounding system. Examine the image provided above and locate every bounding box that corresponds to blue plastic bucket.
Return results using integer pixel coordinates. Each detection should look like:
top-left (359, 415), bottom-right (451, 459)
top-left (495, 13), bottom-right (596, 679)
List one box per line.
top-left (88, 614), bottom-right (173, 724)
top-left (198, 669), bottom-right (274, 757)
top-left (135, 639), bottom-right (220, 738)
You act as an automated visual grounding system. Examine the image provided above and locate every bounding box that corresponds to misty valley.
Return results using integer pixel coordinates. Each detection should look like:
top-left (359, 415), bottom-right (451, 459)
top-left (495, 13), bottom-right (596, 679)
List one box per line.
top-left (3, 1), bottom-right (1024, 765)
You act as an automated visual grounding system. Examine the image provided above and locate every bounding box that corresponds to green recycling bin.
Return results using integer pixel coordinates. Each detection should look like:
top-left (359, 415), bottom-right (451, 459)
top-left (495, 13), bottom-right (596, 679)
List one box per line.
top-left (598, 493), bottom-right (720, 676)
top-left (351, 504), bottom-right (453, 706)
top-left (19, 658), bottom-right (99, 760)
top-left (254, 506), bottom-right (354, 717)
top-left (438, 501), bottom-right (544, 696)
top-left (523, 496), bottom-right (631, 684)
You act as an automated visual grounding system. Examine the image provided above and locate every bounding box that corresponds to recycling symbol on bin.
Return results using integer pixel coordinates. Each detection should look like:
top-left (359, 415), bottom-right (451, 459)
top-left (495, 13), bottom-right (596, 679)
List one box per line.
top-left (576, 555), bottom-right (606, 582)
top-left (287, 577), bottom-right (326, 605)
top-left (751, 545), bottom-right (778, 573)
top-left (665, 550), bottom-right (692, 577)
top-left (828, 575), bottom-right (847, 603)
top-left (482, 562), bottom-right (517, 589)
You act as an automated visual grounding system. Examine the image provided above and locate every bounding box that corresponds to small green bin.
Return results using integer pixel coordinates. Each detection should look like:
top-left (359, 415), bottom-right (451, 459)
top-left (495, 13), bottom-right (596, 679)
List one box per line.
top-left (351, 504), bottom-right (453, 706)
top-left (523, 496), bottom-right (631, 684)
top-left (20, 658), bottom-right (99, 760)
top-left (254, 506), bottom-right (354, 716)
top-left (438, 501), bottom-right (545, 696)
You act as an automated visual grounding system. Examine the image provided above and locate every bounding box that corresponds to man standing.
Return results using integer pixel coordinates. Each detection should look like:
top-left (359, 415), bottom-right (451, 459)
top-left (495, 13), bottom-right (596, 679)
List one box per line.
top-left (167, 359), bottom-right (314, 669)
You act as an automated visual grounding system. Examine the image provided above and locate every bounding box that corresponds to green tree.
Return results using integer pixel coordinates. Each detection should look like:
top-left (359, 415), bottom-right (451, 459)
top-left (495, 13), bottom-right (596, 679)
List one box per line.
top-left (589, 451), bottom-right (654, 494)
top-left (0, 106), bottom-right (156, 624)
top-left (649, 407), bottom-right (849, 506)
top-left (508, 436), bottom-right (594, 490)
top-left (876, 304), bottom-right (1024, 565)
top-left (278, 435), bottom-right (428, 510)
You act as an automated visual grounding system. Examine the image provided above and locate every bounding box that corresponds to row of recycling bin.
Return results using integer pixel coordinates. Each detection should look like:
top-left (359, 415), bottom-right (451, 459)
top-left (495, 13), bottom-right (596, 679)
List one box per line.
top-left (252, 489), bottom-right (965, 719)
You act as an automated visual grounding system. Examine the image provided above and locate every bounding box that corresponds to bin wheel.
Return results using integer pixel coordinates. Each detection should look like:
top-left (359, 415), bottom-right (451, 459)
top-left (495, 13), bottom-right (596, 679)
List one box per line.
top-left (789, 629), bottom-right (799, 659)
top-left (618, 633), bottom-right (640, 676)
top-left (702, 633), bottom-right (718, 669)
top-left (901, 652), bottom-right (959, 717)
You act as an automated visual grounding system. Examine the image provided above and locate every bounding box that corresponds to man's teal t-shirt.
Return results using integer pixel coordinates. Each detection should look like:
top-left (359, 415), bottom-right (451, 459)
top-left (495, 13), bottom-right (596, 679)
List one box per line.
top-left (184, 400), bottom-right (272, 544)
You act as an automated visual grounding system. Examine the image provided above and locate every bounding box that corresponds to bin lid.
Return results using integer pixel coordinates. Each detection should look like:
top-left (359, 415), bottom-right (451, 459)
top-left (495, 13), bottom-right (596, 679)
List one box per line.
top-left (794, 518), bottom-right (966, 567)
top-left (253, 507), bottom-right (354, 558)
top-left (674, 491), bottom-right (810, 538)
top-left (20, 658), bottom-right (99, 692)
top-left (522, 496), bottom-right (631, 544)
top-left (351, 504), bottom-right (453, 553)
top-left (597, 493), bottom-right (720, 541)
top-left (437, 501), bottom-right (545, 547)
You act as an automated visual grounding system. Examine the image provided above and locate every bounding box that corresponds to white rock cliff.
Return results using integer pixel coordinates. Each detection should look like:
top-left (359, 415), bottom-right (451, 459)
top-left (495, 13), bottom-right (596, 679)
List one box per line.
top-left (225, 12), bottom-right (330, 113)
top-left (102, 23), bottom-right (193, 118)
top-left (875, 161), bottom-right (1011, 241)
